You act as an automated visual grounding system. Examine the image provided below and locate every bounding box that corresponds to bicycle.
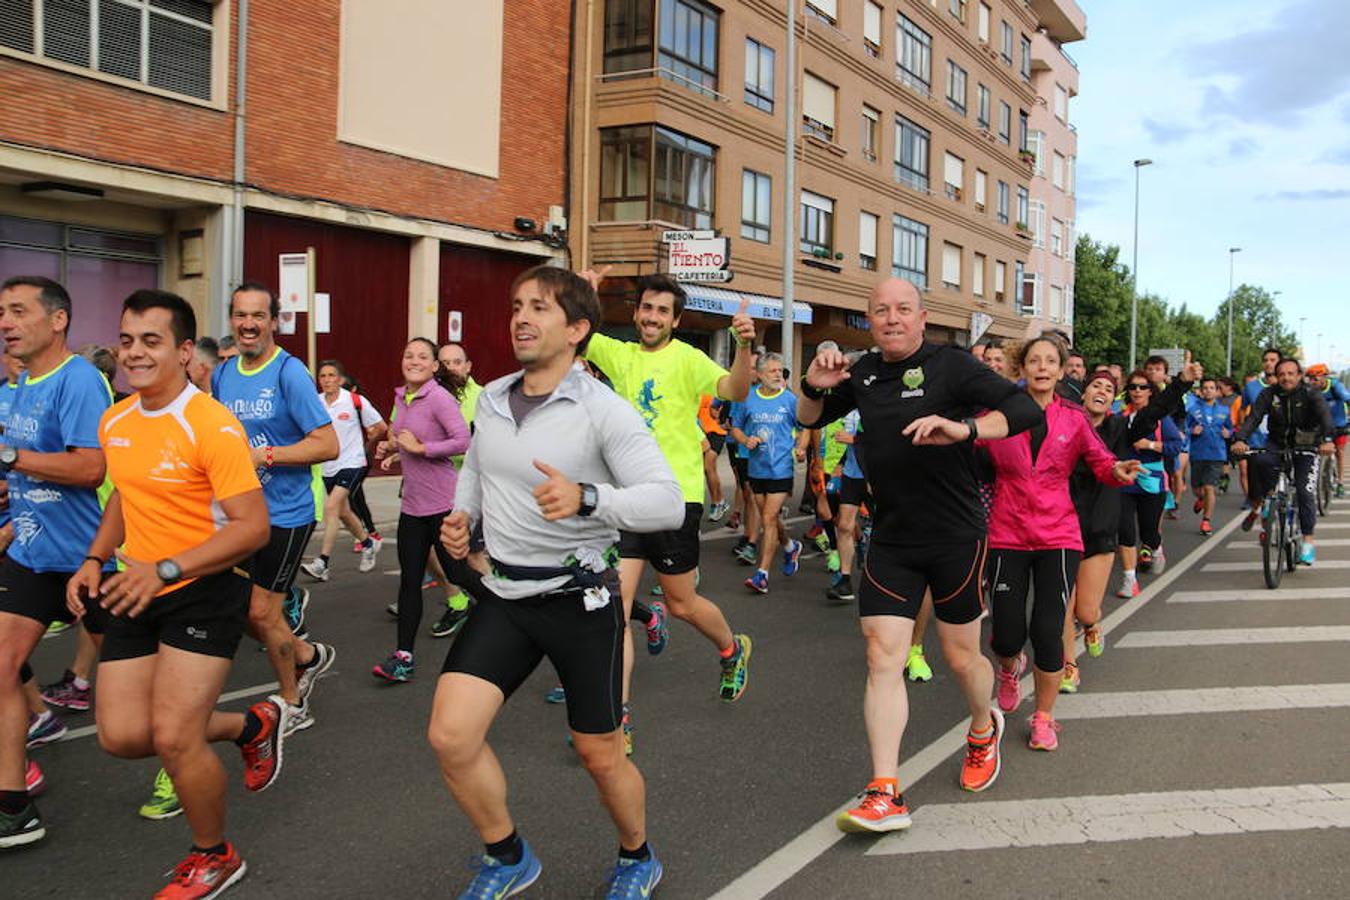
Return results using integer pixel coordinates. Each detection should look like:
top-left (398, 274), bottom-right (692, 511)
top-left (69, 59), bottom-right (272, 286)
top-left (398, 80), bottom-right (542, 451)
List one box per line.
top-left (1316, 451), bottom-right (1333, 516)
top-left (1246, 449), bottom-right (1318, 589)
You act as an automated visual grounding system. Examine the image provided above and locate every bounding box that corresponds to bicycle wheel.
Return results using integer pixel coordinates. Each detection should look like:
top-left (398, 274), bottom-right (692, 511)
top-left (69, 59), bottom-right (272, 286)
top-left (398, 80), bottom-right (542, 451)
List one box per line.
top-left (1263, 500), bottom-right (1284, 589)
top-left (1286, 504), bottom-right (1301, 573)
top-left (1317, 458), bottom-right (1332, 515)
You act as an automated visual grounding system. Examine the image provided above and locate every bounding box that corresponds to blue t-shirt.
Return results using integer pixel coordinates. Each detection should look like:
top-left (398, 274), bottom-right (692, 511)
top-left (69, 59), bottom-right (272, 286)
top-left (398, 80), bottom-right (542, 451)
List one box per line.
top-left (1242, 377), bottom-right (1269, 449)
top-left (0, 380), bottom-right (17, 527)
top-left (1187, 400), bottom-right (1231, 462)
top-left (841, 410), bottom-right (865, 480)
top-left (731, 387), bottom-right (798, 480)
top-left (5, 355), bottom-right (111, 572)
top-left (725, 400), bottom-right (748, 458)
top-left (1323, 381), bottom-right (1350, 429)
top-left (212, 348), bottom-right (331, 527)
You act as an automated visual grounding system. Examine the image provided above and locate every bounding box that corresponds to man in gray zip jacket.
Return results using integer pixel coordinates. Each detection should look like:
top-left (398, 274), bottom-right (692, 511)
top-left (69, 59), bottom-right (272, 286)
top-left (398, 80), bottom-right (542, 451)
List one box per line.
top-left (434, 266), bottom-right (681, 899)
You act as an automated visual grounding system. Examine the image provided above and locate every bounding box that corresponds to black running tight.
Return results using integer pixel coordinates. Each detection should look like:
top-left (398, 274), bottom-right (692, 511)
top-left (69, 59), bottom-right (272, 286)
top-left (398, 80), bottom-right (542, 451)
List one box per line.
top-left (989, 548), bottom-right (1081, 673)
top-left (396, 511), bottom-right (471, 655)
top-left (1118, 491), bottom-right (1164, 552)
top-left (350, 480), bottom-right (377, 535)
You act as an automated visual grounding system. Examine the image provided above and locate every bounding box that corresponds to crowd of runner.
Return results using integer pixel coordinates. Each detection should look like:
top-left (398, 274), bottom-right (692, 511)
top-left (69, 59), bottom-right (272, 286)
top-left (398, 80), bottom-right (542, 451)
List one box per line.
top-left (0, 269), bottom-right (1344, 898)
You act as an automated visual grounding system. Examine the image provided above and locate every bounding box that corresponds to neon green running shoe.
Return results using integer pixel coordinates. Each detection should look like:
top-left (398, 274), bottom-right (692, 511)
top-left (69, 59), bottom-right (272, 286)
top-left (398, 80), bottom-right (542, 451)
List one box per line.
top-left (1059, 662), bottom-right (1080, 694)
top-left (139, 768), bottom-right (182, 820)
top-left (905, 645), bottom-right (933, 682)
top-left (1084, 624), bottom-right (1104, 658)
top-left (719, 634), bottom-right (752, 702)
top-left (43, 621), bottom-right (72, 639)
top-left (826, 550), bottom-right (841, 573)
top-left (813, 532), bottom-right (831, 553)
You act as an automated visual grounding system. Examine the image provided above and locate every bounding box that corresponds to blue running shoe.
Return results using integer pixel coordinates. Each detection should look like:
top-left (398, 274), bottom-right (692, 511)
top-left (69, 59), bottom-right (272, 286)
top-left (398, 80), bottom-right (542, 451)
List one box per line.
top-left (606, 851), bottom-right (663, 899)
top-left (1299, 543), bottom-right (1316, 566)
top-left (26, 711), bottom-right (67, 749)
top-left (372, 650), bottom-right (414, 683)
top-left (744, 569), bottom-right (769, 594)
top-left (544, 686), bottom-right (566, 704)
top-left (459, 841), bottom-right (541, 899)
top-left (645, 601), bottom-right (669, 655)
top-left (284, 587), bottom-right (310, 636)
top-left (782, 539), bottom-right (802, 577)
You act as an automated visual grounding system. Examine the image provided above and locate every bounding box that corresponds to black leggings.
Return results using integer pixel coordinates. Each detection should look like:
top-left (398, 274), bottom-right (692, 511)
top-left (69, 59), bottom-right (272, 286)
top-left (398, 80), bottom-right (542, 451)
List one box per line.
top-left (989, 548), bottom-right (1080, 673)
top-left (1118, 491), bottom-right (1165, 552)
top-left (396, 511), bottom-right (471, 655)
top-left (1249, 450), bottom-right (1319, 537)
top-left (350, 480), bottom-right (377, 535)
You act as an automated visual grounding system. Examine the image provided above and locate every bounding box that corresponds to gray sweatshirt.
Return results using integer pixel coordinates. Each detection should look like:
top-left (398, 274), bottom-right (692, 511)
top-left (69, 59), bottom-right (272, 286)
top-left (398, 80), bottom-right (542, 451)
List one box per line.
top-left (455, 364), bottom-right (685, 599)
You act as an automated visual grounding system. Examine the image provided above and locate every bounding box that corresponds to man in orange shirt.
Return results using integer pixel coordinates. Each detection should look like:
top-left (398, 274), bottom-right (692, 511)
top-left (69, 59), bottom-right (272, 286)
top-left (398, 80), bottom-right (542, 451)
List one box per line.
top-left (66, 290), bottom-right (279, 900)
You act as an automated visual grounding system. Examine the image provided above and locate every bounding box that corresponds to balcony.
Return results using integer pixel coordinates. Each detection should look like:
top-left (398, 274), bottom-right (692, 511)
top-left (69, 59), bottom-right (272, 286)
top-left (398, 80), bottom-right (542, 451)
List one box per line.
top-left (1027, 0), bottom-right (1087, 44)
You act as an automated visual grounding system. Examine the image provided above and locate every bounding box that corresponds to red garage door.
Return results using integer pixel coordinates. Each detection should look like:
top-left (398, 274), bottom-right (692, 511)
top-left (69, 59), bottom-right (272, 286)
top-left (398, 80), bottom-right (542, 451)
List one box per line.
top-left (438, 245), bottom-right (542, 384)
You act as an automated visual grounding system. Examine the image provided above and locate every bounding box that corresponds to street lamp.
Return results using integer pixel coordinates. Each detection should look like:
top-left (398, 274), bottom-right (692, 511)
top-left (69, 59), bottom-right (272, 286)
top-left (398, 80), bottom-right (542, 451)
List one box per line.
top-left (1225, 247), bottom-right (1241, 376)
top-left (1299, 315), bottom-right (1307, 360)
top-left (1129, 158), bottom-right (1153, 371)
top-left (1318, 332), bottom-right (1324, 360)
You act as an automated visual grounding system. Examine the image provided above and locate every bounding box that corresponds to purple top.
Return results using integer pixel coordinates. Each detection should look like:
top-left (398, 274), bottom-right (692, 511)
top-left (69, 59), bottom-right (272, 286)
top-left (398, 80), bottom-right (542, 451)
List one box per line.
top-left (391, 380), bottom-right (471, 516)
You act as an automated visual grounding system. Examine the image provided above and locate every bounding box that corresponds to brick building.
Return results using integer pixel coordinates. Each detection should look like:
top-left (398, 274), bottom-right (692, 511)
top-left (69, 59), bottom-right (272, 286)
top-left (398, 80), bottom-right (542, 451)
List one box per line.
top-left (0, 0), bottom-right (569, 403)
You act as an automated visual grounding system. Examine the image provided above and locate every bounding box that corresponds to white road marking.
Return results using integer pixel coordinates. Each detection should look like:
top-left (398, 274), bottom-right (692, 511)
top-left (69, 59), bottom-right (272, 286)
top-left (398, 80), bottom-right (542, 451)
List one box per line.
top-left (60, 681), bottom-right (280, 742)
top-left (707, 510), bottom-right (1246, 900)
top-left (1169, 587), bottom-right (1350, 603)
top-left (1225, 538), bottom-right (1350, 549)
top-left (867, 783), bottom-right (1350, 856)
top-left (1203, 560), bottom-right (1350, 572)
top-left (1053, 683), bottom-right (1350, 718)
top-left (1114, 627), bottom-right (1350, 647)
top-left (699, 515), bottom-right (811, 543)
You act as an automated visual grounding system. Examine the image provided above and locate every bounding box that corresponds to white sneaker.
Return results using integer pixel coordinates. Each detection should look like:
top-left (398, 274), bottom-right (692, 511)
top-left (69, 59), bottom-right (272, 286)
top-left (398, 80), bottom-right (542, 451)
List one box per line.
top-left (296, 642), bottom-right (336, 703)
top-left (386, 600), bottom-right (399, 618)
top-left (358, 542), bottom-right (379, 573)
top-left (301, 558), bottom-right (329, 582)
top-left (282, 699), bottom-right (314, 737)
top-left (1150, 546), bottom-right (1167, 575)
top-left (369, 534), bottom-right (384, 554)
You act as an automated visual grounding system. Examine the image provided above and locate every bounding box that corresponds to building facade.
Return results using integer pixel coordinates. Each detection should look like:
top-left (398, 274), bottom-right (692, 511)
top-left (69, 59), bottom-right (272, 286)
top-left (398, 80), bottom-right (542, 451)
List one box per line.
top-left (570, 0), bottom-right (1087, 365)
top-left (0, 0), bottom-right (568, 403)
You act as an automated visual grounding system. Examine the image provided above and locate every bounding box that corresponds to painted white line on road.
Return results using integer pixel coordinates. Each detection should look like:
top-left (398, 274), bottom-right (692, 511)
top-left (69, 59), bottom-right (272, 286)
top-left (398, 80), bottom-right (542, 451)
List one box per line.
top-left (1203, 560), bottom-right (1350, 572)
top-left (60, 681), bottom-right (280, 743)
top-left (1054, 683), bottom-right (1350, 718)
top-left (1170, 587), bottom-right (1350, 603)
top-left (1114, 627), bottom-right (1350, 648)
top-left (867, 783), bottom-right (1350, 856)
top-left (1304, 523), bottom-right (1350, 531)
top-left (1225, 538), bottom-right (1350, 550)
top-left (707, 510), bottom-right (1246, 900)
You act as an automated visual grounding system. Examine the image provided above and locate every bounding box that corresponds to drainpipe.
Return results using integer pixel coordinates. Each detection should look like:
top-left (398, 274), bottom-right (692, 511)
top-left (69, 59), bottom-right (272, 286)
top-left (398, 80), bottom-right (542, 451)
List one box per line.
top-left (227, 0), bottom-right (249, 333)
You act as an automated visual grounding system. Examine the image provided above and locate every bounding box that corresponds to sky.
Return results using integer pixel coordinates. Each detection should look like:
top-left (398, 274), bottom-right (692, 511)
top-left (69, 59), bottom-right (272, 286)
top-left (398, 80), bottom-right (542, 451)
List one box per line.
top-left (1070, 0), bottom-right (1350, 370)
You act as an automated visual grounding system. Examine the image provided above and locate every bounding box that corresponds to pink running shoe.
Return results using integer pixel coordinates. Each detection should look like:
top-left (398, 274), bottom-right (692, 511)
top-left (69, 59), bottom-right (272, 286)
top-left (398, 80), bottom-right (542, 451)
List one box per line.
top-left (996, 653), bottom-right (1026, 713)
top-left (1028, 711), bottom-right (1061, 751)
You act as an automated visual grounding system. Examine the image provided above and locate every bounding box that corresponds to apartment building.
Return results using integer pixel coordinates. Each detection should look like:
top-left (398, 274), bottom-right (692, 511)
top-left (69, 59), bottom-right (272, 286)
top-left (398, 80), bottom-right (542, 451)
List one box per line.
top-left (0, 0), bottom-right (569, 401)
top-left (570, 0), bottom-right (1088, 364)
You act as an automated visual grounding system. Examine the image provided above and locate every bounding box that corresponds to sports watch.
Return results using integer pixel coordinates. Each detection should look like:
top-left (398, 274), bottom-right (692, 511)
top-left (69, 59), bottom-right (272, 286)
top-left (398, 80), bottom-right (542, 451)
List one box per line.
top-left (156, 559), bottom-right (184, 585)
top-left (578, 483), bottom-right (598, 517)
top-left (0, 446), bottom-right (17, 474)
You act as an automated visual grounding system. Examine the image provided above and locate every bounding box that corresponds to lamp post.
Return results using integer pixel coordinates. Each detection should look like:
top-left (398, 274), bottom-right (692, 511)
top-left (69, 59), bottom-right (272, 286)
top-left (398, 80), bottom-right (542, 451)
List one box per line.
top-left (1129, 158), bottom-right (1153, 371)
top-left (779, 0), bottom-right (798, 378)
top-left (1225, 247), bottom-right (1241, 376)
top-left (1318, 332), bottom-right (1324, 361)
top-left (1299, 315), bottom-right (1307, 360)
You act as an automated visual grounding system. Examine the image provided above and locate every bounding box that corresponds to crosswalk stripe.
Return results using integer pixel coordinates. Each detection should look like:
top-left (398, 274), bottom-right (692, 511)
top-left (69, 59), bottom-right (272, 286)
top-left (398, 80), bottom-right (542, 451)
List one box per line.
top-left (1202, 559), bottom-right (1350, 572)
top-left (1114, 627), bottom-right (1350, 647)
top-left (1053, 683), bottom-right (1350, 718)
top-left (1306, 523), bottom-right (1350, 531)
top-left (1224, 538), bottom-right (1350, 549)
top-left (1169, 587), bottom-right (1350, 603)
top-left (866, 783), bottom-right (1350, 856)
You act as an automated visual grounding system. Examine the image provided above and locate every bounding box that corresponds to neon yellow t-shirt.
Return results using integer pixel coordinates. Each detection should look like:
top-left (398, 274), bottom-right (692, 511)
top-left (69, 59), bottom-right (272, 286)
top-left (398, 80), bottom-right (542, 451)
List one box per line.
top-left (585, 333), bottom-right (727, 503)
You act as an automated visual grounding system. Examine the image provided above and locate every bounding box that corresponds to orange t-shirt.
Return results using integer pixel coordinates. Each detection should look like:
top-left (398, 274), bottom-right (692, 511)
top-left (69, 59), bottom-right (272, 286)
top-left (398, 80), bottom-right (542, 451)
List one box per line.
top-left (101, 384), bottom-right (261, 587)
top-left (697, 394), bottom-right (726, 436)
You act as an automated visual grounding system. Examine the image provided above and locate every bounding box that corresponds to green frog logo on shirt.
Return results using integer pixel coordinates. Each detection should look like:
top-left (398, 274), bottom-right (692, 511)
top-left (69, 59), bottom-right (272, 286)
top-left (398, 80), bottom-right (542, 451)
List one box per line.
top-left (903, 367), bottom-right (924, 389)
top-left (636, 378), bottom-right (663, 430)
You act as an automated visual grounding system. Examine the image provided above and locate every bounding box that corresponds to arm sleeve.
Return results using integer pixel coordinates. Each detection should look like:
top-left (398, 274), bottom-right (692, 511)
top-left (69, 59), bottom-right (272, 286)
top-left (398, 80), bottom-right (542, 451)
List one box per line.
top-left (1309, 390), bottom-right (1334, 440)
top-left (198, 406), bottom-right (263, 502)
top-left (421, 394), bottom-right (472, 460)
top-left (799, 375), bottom-right (857, 428)
top-left (1235, 388), bottom-right (1273, 442)
top-left (730, 402), bottom-right (748, 432)
top-left (947, 351), bottom-right (1041, 435)
top-left (452, 435), bottom-right (482, 524)
top-left (282, 360), bottom-right (334, 435)
top-left (1077, 414), bottom-right (1123, 483)
top-left (358, 395), bottom-right (384, 428)
top-left (593, 397), bottom-right (685, 532)
top-left (1128, 379), bottom-right (1191, 442)
top-left (582, 332), bottom-right (620, 372)
top-left (59, 367), bottom-right (112, 449)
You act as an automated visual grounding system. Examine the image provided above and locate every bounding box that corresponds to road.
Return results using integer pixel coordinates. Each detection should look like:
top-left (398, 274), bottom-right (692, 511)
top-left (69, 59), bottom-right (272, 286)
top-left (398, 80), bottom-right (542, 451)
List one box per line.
top-left (12, 485), bottom-right (1350, 899)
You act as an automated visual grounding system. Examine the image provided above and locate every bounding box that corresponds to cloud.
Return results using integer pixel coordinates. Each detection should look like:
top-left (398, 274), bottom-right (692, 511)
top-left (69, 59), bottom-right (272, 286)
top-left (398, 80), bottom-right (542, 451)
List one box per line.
top-left (1319, 146), bottom-right (1350, 165)
top-left (1227, 138), bottom-right (1257, 159)
top-left (1142, 118), bottom-right (1195, 145)
top-left (1268, 189), bottom-right (1350, 201)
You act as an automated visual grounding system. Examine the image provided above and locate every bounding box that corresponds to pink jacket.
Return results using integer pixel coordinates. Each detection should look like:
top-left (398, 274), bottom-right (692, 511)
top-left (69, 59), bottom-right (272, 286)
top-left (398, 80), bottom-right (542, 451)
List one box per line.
top-left (980, 396), bottom-right (1121, 551)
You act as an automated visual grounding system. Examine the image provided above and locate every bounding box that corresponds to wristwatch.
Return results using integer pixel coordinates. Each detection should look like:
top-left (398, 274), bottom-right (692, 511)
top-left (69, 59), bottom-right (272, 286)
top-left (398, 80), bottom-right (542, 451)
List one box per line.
top-left (578, 483), bottom-right (598, 517)
top-left (0, 446), bottom-right (17, 474)
top-left (962, 417), bottom-right (980, 442)
top-left (155, 559), bottom-right (184, 585)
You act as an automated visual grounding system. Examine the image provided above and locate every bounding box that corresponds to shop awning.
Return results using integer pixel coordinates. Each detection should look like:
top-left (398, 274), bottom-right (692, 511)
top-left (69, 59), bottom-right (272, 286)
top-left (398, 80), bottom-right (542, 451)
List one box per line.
top-left (682, 285), bottom-right (813, 325)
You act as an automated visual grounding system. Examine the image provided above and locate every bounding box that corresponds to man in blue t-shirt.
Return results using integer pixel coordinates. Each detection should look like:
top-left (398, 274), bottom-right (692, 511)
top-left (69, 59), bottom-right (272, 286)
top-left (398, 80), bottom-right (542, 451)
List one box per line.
top-left (1238, 347), bottom-right (1280, 498)
top-left (729, 353), bottom-right (807, 594)
top-left (0, 276), bottom-right (113, 848)
top-left (1187, 377), bottom-right (1232, 536)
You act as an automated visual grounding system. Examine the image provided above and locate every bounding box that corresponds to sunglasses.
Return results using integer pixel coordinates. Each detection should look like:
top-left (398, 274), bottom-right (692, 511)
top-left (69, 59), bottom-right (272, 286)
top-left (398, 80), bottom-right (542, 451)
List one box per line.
top-left (1126, 384), bottom-right (1151, 391)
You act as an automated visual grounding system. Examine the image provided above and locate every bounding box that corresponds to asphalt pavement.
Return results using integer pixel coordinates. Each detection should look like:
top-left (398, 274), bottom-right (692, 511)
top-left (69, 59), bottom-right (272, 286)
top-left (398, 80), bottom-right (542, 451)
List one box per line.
top-left (11, 473), bottom-right (1350, 899)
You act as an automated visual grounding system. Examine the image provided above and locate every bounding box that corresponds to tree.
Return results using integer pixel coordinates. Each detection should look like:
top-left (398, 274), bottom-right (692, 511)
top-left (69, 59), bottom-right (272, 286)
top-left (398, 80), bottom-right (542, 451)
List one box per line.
top-left (1071, 234), bottom-right (1131, 366)
top-left (1212, 285), bottom-right (1298, 377)
top-left (1167, 305), bottom-right (1225, 375)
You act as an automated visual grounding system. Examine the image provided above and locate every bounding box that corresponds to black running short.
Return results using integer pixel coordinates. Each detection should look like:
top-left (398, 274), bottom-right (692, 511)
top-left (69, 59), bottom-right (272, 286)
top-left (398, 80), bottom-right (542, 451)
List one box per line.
top-left (859, 537), bottom-right (988, 624)
top-left (1191, 460), bottom-right (1223, 489)
top-left (839, 476), bottom-right (868, 507)
top-left (619, 502), bottom-right (701, 575)
top-left (101, 569), bottom-right (250, 661)
top-left (1081, 530), bottom-right (1118, 558)
top-left (706, 433), bottom-right (726, 455)
top-left (322, 466), bottom-right (367, 494)
top-left (731, 453), bottom-right (749, 487)
top-left (441, 571), bottom-right (624, 734)
top-left (750, 477), bottom-right (793, 496)
top-left (0, 557), bottom-right (108, 634)
top-left (249, 523), bottom-right (316, 594)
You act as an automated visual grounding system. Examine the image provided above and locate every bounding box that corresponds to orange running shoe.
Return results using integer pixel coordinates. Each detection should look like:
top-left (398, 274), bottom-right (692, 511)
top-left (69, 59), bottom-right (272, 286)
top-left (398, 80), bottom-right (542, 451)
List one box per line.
top-left (154, 843), bottom-right (247, 899)
top-left (835, 781), bottom-right (913, 833)
top-left (960, 707), bottom-right (1004, 792)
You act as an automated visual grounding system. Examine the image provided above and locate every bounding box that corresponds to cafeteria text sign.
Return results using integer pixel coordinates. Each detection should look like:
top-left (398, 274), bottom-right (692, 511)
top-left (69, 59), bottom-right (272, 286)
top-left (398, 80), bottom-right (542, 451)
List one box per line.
top-left (663, 230), bottom-right (732, 283)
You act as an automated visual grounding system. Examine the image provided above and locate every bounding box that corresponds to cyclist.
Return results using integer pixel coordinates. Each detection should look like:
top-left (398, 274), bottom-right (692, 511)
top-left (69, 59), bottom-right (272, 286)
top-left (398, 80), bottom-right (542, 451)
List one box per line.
top-left (1232, 358), bottom-right (1336, 564)
top-left (1306, 364), bottom-right (1348, 495)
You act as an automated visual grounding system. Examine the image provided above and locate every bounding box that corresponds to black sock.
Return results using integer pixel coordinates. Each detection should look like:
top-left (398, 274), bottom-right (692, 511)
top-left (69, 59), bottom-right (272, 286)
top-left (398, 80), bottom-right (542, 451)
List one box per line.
top-left (361, 536), bottom-right (373, 549)
top-left (319, 554), bottom-right (329, 565)
top-left (822, 521), bottom-right (838, 549)
top-left (297, 647), bottom-right (320, 671)
top-left (234, 709), bottom-right (263, 746)
top-left (0, 789), bottom-right (28, 814)
top-left (619, 841), bottom-right (650, 862)
top-left (486, 830), bottom-right (523, 865)
top-left (193, 842), bottom-right (228, 857)
top-left (630, 601), bottom-right (653, 626)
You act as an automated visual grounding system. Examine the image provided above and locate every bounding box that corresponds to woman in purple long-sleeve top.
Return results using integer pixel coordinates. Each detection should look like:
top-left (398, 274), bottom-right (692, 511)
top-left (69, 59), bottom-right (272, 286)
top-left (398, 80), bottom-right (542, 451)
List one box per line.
top-left (371, 338), bottom-right (472, 682)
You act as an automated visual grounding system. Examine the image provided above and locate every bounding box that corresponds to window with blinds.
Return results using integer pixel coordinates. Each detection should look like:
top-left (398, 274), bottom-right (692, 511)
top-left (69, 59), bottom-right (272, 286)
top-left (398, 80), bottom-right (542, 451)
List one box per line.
top-left (942, 242), bottom-right (961, 288)
top-left (0, 0), bottom-right (214, 101)
top-left (863, 2), bottom-right (881, 56)
top-left (891, 214), bottom-right (928, 289)
top-left (859, 211), bottom-right (878, 271)
top-left (800, 191), bottom-right (834, 255)
top-left (943, 152), bottom-right (963, 202)
top-left (973, 252), bottom-right (986, 296)
top-left (802, 72), bottom-right (836, 141)
top-left (974, 169), bottom-right (987, 210)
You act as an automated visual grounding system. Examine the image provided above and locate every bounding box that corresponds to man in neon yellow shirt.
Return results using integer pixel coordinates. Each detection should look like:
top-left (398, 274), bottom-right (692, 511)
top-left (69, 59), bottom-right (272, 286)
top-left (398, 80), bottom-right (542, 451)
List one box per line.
top-left (583, 273), bottom-right (756, 712)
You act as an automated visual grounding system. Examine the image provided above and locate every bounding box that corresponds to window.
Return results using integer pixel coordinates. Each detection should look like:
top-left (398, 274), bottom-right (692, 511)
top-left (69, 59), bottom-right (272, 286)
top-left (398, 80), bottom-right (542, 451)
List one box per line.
top-left (863, 2), bottom-right (882, 57)
top-left (949, 0), bottom-right (967, 24)
top-left (658, 0), bottom-right (719, 96)
top-left (897, 15), bottom-right (932, 96)
top-left (0, 0), bottom-right (215, 100)
top-left (604, 0), bottom-right (655, 75)
top-left (802, 72), bottom-right (836, 141)
top-left (1051, 284), bottom-right (1065, 323)
top-left (994, 260), bottom-right (1007, 301)
top-left (996, 180), bottom-right (1009, 224)
top-left (1000, 20), bottom-right (1013, 64)
top-left (1054, 83), bottom-right (1069, 122)
top-left (892, 215), bottom-right (929, 288)
top-left (599, 125), bottom-right (716, 228)
top-left (1017, 263), bottom-right (1036, 314)
top-left (1029, 199), bottom-right (1046, 246)
top-left (943, 152), bottom-right (964, 201)
top-left (976, 83), bottom-right (990, 128)
top-left (805, 0), bottom-right (837, 25)
top-left (973, 252), bottom-right (986, 296)
top-left (942, 242), bottom-right (962, 288)
top-left (1052, 151), bottom-right (1065, 189)
top-left (893, 115), bottom-right (930, 193)
top-left (974, 169), bottom-right (987, 210)
top-left (861, 105), bottom-right (880, 161)
top-left (741, 169), bottom-right (771, 242)
top-left (744, 38), bottom-right (775, 112)
top-left (998, 101), bottom-right (1011, 143)
top-left (1017, 185), bottom-right (1030, 229)
top-left (1067, 156), bottom-right (1076, 196)
top-left (859, 211), bottom-right (879, 271)
top-left (1018, 109), bottom-right (1030, 152)
top-left (800, 191), bottom-right (835, 255)
top-left (977, 2), bottom-right (991, 42)
top-left (945, 60), bottom-right (967, 115)
top-left (1029, 129), bottom-right (1044, 173)
top-left (1019, 33), bottom-right (1032, 80)
top-left (1051, 218), bottom-right (1064, 257)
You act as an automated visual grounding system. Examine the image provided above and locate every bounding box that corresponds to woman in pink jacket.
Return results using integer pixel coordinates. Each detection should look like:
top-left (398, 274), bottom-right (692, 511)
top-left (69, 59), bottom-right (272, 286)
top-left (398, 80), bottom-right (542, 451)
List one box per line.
top-left (980, 336), bottom-right (1140, 751)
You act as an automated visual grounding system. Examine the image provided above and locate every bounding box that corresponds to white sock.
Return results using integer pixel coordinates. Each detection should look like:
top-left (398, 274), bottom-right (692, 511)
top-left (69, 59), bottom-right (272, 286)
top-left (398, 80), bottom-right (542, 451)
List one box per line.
top-left (1123, 569), bottom-right (1136, 580)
